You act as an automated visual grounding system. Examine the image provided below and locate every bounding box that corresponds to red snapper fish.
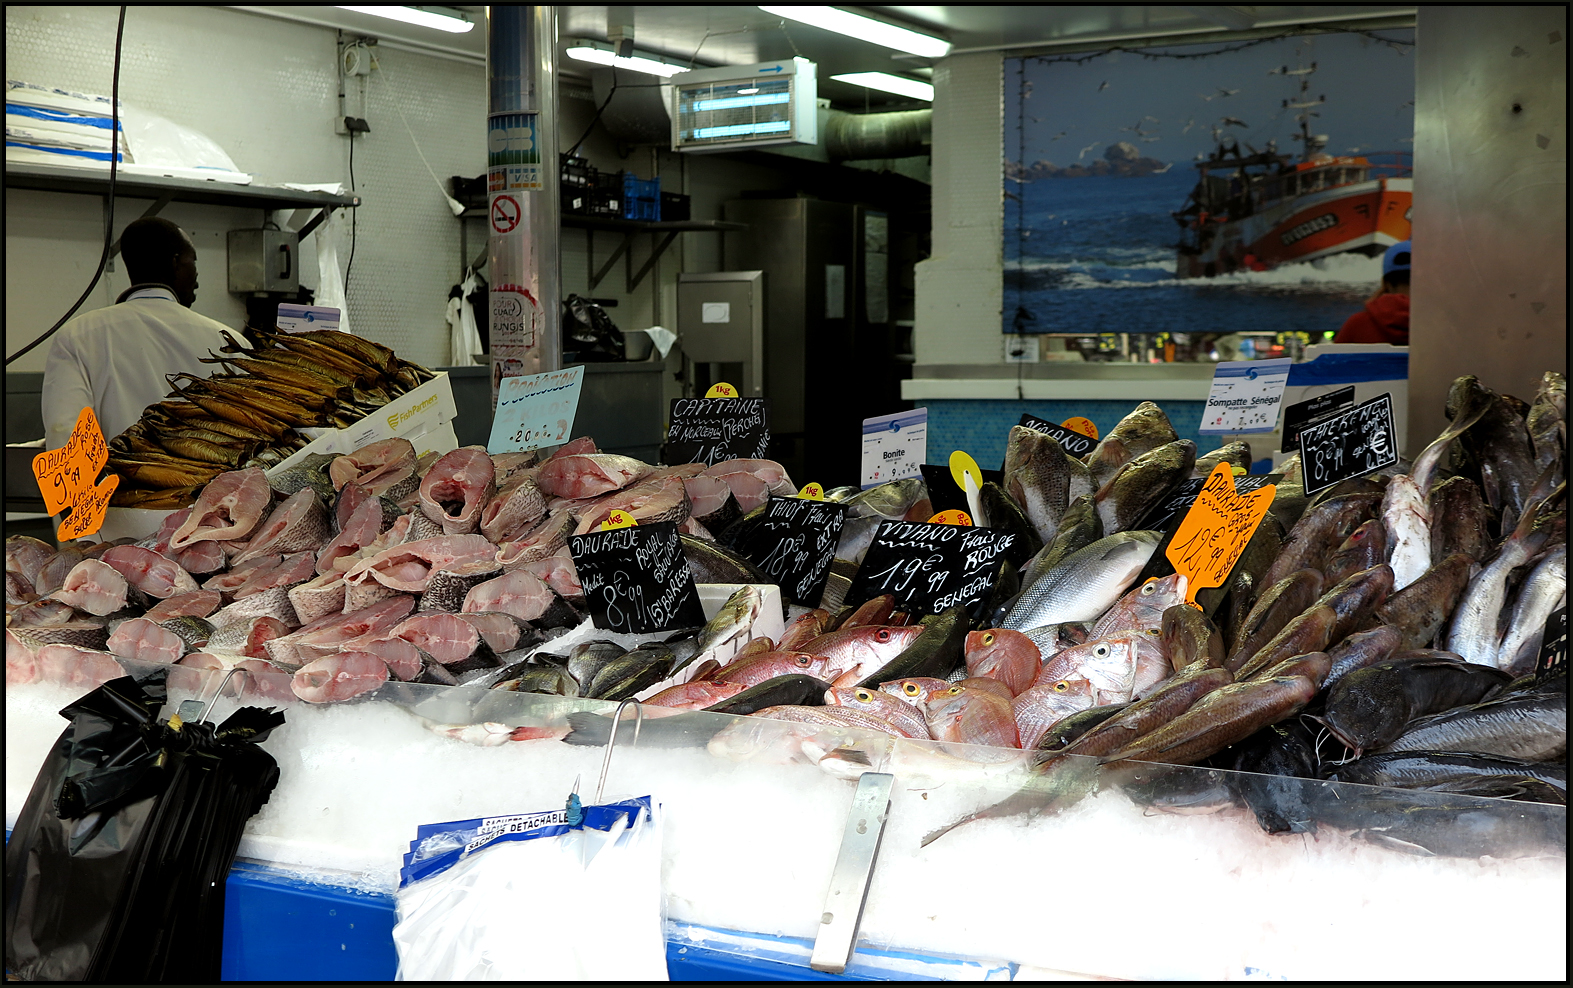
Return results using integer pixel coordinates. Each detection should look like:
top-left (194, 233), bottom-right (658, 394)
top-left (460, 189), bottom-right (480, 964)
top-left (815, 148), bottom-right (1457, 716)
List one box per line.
top-left (964, 629), bottom-right (1040, 696)
top-left (1091, 573), bottom-right (1188, 638)
top-left (923, 685), bottom-right (1021, 748)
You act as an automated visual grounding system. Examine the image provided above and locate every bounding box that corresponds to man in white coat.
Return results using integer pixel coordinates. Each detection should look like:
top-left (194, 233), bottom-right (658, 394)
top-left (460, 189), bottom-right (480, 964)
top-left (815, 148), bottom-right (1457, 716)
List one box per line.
top-left (42, 216), bottom-right (238, 452)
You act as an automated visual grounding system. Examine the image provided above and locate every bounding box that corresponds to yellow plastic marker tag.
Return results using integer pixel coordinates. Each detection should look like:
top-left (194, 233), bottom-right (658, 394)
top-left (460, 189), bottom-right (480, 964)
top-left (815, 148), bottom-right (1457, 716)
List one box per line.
top-left (1062, 416), bottom-right (1099, 439)
top-left (798, 482), bottom-right (825, 500)
top-left (34, 407), bottom-right (118, 540)
top-left (1166, 462), bottom-right (1275, 604)
top-left (599, 509), bottom-right (638, 531)
top-left (928, 509), bottom-right (973, 526)
top-left (948, 450), bottom-right (982, 495)
top-left (705, 382), bottom-right (739, 398)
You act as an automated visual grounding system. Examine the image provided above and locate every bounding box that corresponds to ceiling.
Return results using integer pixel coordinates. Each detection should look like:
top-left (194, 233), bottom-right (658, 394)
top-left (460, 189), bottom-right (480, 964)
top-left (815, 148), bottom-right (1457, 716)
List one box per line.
top-left (230, 5), bottom-right (1417, 111)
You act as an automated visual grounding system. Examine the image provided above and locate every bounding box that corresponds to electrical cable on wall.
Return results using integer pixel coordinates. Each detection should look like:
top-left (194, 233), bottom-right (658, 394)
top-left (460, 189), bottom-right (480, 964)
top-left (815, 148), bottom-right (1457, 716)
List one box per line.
top-left (5, 5), bottom-right (128, 365)
top-left (371, 52), bottom-right (467, 216)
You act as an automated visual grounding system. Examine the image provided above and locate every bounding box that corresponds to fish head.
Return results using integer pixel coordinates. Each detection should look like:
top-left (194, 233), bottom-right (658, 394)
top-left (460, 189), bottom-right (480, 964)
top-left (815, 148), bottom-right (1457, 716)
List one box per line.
top-left (879, 676), bottom-right (953, 708)
top-left (1039, 635), bottom-right (1138, 695)
top-left (964, 629), bottom-right (1040, 687)
top-left (922, 684), bottom-right (975, 727)
top-left (826, 685), bottom-right (899, 717)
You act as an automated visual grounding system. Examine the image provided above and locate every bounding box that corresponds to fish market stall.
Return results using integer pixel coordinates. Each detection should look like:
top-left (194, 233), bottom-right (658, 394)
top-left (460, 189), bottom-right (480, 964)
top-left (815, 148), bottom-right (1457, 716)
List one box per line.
top-left (6, 369), bottom-right (1567, 980)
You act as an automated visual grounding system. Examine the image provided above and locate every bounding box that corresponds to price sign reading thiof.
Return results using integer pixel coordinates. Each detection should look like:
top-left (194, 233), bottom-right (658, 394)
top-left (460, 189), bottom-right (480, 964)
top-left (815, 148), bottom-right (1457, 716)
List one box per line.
top-left (1199, 358), bottom-right (1293, 435)
top-left (1166, 463), bottom-right (1276, 604)
top-left (33, 407), bottom-right (118, 540)
top-left (734, 496), bottom-right (847, 606)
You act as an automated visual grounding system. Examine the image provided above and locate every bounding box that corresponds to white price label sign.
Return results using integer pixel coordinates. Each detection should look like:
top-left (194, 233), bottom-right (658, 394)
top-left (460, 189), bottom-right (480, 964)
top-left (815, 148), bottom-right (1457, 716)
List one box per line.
top-left (487, 365), bottom-right (584, 453)
top-left (861, 408), bottom-right (927, 489)
top-left (1199, 359), bottom-right (1293, 435)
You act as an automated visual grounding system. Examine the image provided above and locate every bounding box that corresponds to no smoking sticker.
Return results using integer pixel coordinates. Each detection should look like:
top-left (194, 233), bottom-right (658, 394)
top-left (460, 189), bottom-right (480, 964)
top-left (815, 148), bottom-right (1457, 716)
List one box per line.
top-left (491, 195), bottom-right (521, 234)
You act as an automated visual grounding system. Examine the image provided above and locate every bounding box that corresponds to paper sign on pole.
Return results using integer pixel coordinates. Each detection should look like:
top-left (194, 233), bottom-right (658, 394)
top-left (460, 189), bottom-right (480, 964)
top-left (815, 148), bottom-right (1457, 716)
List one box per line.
top-left (33, 407), bottom-right (118, 540)
top-left (861, 408), bottom-right (926, 490)
top-left (487, 365), bottom-right (584, 453)
top-left (1166, 463), bottom-right (1275, 604)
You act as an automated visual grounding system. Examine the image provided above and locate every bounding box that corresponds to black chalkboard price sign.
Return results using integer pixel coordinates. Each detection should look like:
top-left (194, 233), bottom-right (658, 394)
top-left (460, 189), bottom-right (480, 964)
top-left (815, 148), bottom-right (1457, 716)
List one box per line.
top-left (567, 521), bottom-right (706, 633)
top-left (1536, 606), bottom-right (1567, 686)
top-left (662, 396), bottom-right (771, 466)
top-left (1137, 474), bottom-right (1281, 532)
top-left (1018, 413), bottom-right (1097, 459)
top-left (733, 496), bottom-right (847, 606)
top-left (846, 520), bottom-right (1018, 617)
top-left (1281, 386), bottom-right (1355, 453)
top-left (1296, 393), bottom-right (1398, 496)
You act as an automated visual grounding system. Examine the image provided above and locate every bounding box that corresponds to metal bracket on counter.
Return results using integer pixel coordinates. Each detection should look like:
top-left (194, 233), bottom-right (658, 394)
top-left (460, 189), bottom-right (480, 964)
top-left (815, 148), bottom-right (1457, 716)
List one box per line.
top-left (809, 771), bottom-right (895, 974)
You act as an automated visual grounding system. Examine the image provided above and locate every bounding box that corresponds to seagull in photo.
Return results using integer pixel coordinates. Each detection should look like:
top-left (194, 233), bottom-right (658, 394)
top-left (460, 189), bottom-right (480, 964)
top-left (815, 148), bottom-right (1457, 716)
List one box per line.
top-left (1049, 130), bottom-right (1067, 141)
top-left (1144, 115), bottom-right (1159, 123)
top-left (1078, 141), bottom-right (1101, 159)
top-left (1200, 92), bottom-right (1217, 101)
top-left (1098, 80), bottom-right (1110, 91)
top-left (1221, 116), bottom-right (1250, 128)
top-left (1182, 117), bottom-right (1197, 134)
top-left (1141, 135), bottom-right (1161, 142)
top-left (1028, 115), bottom-right (1042, 123)
top-left (1216, 87), bottom-right (1240, 97)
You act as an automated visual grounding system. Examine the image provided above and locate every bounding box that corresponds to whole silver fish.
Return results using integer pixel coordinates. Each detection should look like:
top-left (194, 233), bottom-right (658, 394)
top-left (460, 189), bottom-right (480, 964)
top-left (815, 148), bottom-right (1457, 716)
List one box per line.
top-left (674, 585), bottom-right (764, 676)
top-left (1445, 511), bottom-right (1548, 665)
top-left (1002, 426), bottom-right (1071, 543)
top-left (1000, 531), bottom-right (1161, 630)
top-left (1496, 544), bottom-right (1566, 674)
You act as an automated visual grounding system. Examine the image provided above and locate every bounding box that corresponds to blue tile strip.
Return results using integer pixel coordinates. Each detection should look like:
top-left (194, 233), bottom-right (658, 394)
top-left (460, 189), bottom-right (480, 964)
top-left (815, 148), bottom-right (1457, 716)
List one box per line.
top-left (923, 398), bottom-right (1210, 469)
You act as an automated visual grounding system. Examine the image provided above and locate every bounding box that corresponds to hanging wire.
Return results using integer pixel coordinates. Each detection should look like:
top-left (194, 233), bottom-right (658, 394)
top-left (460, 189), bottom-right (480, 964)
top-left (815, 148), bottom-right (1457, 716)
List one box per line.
top-left (1025, 26), bottom-right (1412, 70)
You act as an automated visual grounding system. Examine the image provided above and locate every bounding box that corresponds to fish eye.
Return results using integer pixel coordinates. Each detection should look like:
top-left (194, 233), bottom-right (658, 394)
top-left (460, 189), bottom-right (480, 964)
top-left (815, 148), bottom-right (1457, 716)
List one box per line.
top-left (856, 689), bottom-right (872, 701)
top-left (982, 632), bottom-right (996, 645)
top-left (1093, 644), bottom-right (1109, 657)
top-left (946, 686), bottom-right (963, 696)
top-left (1140, 580), bottom-right (1158, 595)
top-left (904, 682), bottom-right (920, 695)
top-left (795, 654), bottom-right (811, 666)
top-left (1147, 628), bottom-right (1160, 636)
top-left (875, 629), bottom-right (892, 642)
top-left (1053, 681), bottom-right (1069, 693)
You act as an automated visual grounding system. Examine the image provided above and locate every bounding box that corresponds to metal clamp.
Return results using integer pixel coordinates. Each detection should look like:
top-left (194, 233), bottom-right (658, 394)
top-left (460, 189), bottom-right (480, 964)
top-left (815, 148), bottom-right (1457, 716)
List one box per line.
top-left (809, 772), bottom-right (895, 974)
top-left (594, 699), bottom-right (644, 803)
top-left (175, 667), bottom-right (250, 727)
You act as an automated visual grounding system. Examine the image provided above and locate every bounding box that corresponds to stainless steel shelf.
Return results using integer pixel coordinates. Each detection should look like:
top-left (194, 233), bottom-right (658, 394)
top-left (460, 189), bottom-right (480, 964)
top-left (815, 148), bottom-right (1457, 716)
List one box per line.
top-left (5, 162), bottom-right (361, 210)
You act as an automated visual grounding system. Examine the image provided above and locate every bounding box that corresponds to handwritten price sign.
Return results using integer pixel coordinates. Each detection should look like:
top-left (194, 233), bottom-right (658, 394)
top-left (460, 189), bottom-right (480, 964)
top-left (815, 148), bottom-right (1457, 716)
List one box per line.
top-left (33, 407), bottom-right (118, 540)
top-left (487, 366), bottom-right (584, 454)
top-left (1166, 462), bottom-right (1274, 604)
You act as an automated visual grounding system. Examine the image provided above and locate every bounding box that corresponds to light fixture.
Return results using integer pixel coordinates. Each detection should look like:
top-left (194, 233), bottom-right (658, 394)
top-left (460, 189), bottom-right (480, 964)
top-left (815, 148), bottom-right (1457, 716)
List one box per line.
top-left (564, 43), bottom-right (691, 78)
top-left (336, 6), bottom-right (474, 34)
top-left (758, 6), bottom-right (950, 58)
top-left (831, 72), bottom-right (934, 102)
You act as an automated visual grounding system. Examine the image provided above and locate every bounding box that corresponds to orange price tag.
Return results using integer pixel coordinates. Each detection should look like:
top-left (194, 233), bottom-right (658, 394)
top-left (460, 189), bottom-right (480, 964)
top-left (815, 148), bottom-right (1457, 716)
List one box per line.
top-left (1061, 416), bottom-right (1099, 439)
top-left (33, 407), bottom-right (117, 540)
top-left (705, 382), bottom-right (739, 398)
top-left (599, 509), bottom-right (638, 531)
top-left (798, 482), bottom-right (825, 500)
top-left (1166, 463), bottom-right (1275, 604)
top-left (927, 509), bottom-right (973, 526)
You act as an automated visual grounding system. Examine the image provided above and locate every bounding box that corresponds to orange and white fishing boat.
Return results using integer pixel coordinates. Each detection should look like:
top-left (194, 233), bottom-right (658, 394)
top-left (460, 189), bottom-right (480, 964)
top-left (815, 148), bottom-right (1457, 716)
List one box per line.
top-left (1173, 62), bottom-right (1412, 279)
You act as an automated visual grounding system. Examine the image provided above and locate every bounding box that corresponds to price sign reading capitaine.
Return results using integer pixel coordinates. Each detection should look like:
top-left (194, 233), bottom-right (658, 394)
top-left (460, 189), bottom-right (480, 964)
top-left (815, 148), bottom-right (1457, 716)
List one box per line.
top-left (567, 521), bottom-right (705, 634)
top-left (1199, 358), bottom-right (1293, 435)
top-left (661, 396), bottom-right (770, 467)
top-left (846, 521), bottom-right (1017, 618)
top-left (1017, 413), bottom-right (1096, 458)
top-left (861, 408), bottom-right (927, 489)
top-left (33, 407), bottom-right (118, 540)
top-left (1166, 463), bottom-right (1276, 604)
top-left (734, 496), bottom-right (847, 606)
top-left (487, 365), bottom-right (584, 453)
top-left (1296, 393), bottom-right (1398, 496)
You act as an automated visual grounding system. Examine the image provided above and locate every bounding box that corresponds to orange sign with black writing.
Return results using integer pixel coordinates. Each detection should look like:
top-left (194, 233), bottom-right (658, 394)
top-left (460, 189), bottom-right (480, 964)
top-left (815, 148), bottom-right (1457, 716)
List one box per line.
top-left (1166, 462), bottom-right (1274, 604)
top-left (32, 407), bottom-right (118, 540)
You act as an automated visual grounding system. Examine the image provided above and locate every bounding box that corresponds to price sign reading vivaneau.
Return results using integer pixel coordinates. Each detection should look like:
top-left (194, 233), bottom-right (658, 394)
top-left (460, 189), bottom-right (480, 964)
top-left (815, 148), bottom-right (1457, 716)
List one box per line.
top-left (33, 406), bottom-right (118, 540)
top-left (1296, 393), bottom-right (1398, 496)
top-left (487, 365), bottom-right (584, 453)
top-left (662, 396), bottom-right (770, 466)
top-left (734, 496), bottom-right (847, 606)
top-left (1166, 463), bottom-right (1276, 604)
top-left (567, 520), bottom-right (705, 634)
top-left (847, 520), bottom-right (1017, 617)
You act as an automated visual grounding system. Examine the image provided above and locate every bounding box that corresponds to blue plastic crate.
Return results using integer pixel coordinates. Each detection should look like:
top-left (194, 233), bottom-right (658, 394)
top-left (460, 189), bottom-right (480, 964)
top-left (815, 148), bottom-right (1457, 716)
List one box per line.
top-left (622, 173), bottom-right (661, 221)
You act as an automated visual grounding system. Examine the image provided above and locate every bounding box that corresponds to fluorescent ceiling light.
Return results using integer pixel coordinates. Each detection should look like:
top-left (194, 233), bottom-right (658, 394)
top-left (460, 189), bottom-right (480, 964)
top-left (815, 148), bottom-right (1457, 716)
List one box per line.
top-left (758, 6), bottom-right (950, 58)
top-left (831, 72), bottom-right (934, 101)
top-left (336, 6), bottom-right (474, 34)
top-left (565, 44), bottom-right (691, 78)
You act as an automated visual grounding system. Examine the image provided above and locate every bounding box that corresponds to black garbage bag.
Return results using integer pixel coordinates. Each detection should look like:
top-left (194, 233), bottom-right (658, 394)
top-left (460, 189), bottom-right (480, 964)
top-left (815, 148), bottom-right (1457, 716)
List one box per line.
top-left (5, 670), bottom-right (285, 982)
top-left (563, 293), bottom-right (625, 361)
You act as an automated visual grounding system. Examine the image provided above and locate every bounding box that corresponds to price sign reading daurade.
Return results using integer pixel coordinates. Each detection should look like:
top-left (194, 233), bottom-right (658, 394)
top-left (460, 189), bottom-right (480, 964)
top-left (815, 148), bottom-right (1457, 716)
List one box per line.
top-left (661, 396), bottom-right (770, 467)
top-left (487, 365), bottom-right (584, 453)
top-left (33, 407), bottom-right (118, 540)
top-left (734, 496), bottom-right (847, 606)
top-left (1018, 413), bottom-right (1096, 458)
top-left (1137, 474), bottom-right (1281, 532)
top-left (1296, 393), bottom-right (1398, 496)
top-left (1166, 463), bottom-right (1275, 604)
top-left (567, 521), bottom-right (705, 634)
top-left (846, 521), bottom-right (1017, 617)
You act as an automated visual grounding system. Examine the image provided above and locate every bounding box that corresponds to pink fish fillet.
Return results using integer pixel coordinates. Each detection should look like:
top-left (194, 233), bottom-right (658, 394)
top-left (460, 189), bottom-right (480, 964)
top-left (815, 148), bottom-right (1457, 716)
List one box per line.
top-left (234, 551), bottom-right (316, 599)
top-left (719, 471), bottom-right (769, 513)
top-left (418, 447), bottom-right (497, 536)
top-left (544, 436), bottom-right (597, 461)
top-left (490, 451), bottom-right (537, 486)
top-left (535, 454), bottom-right (653, 499)
top-left (522, 549), bottom-right (581, 599)
top-left (174, 542), bottom-right (227, 575)
top-left (680, 518), bottom-right (715, 540)
top-left (456, 612), bottom-right (528, 653)
top-left (203, 554), bottom-right (280, 596)
top-left (706, 458), bottom-right (795, 494)
top-left (264, 595), bottom-right (417, 668)
top-left (480, 473), bottom-right (547, 543)
top-left (318, 497), bottom-right (386, 575)
top-left (232, 489), bottom-right (332, 566)
top-left (391, 613), bottom-right (481, 665)
top-left (107, 618), bottom-right (186, 665)
top-left (328, 437), bottom-right (418, 494)
top-left (37, 643), bottom-right (123, 689)
top-left (170, 467), bottom-right (272, 549)
top-left (292, 651), bottom-right (389, 703)
top-left (144, 590), bottom-right (223, 622)
top-left (344, 535), bottom-right (497, 592)
top-left (99, 545), bottom-right (200, 600)
top-left (205, 616), bottom-right (291, 658)
top-left (496, 509), bottom-right (576, 571)
top-left (683, 474), bottom-right (732, 519)
top-left (7, 629), bottom-right (39, 686)
top-left (140, 506), bottom-right (192, 555)
top-left (288, 571), bottom-right (347, 625)
top-left (462, 569), bottom-right (556, 622)
top-left (52, 559), bottom-right (129, 615)
top-left (573, 474), bottom-right (691, 534)
top-left (357, 635), bottom-right (424, 681)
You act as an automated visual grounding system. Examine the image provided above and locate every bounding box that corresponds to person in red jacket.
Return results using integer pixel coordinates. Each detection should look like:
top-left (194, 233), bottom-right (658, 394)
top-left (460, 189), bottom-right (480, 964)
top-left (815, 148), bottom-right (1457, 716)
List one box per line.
top-left (1335, 240), bottom-right (1410, 344)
